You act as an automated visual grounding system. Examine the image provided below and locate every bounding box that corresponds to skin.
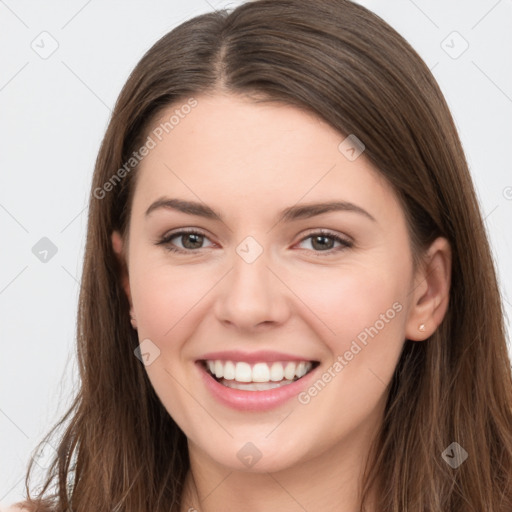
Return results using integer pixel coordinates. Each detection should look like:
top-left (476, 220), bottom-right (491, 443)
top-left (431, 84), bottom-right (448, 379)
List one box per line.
top-left (112, 92), bottom-right (451, 512)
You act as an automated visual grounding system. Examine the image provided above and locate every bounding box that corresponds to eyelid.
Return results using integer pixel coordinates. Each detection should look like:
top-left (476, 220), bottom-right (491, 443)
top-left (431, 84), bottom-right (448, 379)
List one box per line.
top-left (161, 227), bottom-right (210, 240)
top-left (297, 228), bottom-right (353, 245)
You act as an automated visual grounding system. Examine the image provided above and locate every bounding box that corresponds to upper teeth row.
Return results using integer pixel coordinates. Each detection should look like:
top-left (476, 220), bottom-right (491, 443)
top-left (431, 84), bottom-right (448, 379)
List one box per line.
top-left (206, 360), bottom-right (313, 383)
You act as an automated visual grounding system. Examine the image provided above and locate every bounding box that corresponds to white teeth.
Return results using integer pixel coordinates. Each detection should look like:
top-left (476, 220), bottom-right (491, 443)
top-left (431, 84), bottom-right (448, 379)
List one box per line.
top-left (252, 363), bottom-right (270, 382)
top-left (296, 362), bottom-right (307, 378)
top-left (214, 360), bottom-right (224, 379)
top-left (204, 359), bottom-right (314, 384)
top-left (270, 362), bottom-right (284, 382)
top-left (223, 360), bottom-right (236, 380)
top-left (235, 362), bottom-right (252, 382)
top-left (284, 362), bottom-right (296, 380)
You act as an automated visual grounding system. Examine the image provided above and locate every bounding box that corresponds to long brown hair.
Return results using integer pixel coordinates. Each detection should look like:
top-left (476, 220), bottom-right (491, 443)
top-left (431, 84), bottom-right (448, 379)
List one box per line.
top-left (17, 0), bottom-right (512, 510)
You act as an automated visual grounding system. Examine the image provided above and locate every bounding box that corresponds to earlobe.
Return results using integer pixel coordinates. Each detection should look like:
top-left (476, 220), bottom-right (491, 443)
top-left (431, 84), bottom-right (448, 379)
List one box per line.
top-left (112, 230), bottom-right (124, 258)
top-left (405, 237), bottom-right (452, 341)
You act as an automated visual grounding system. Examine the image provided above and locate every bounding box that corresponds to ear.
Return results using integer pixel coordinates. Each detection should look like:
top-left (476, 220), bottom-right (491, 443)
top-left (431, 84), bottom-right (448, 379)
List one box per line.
top-left (111, 230), bottom-right (133, 313)
top-left (405, 236), bottom-right (452, 341)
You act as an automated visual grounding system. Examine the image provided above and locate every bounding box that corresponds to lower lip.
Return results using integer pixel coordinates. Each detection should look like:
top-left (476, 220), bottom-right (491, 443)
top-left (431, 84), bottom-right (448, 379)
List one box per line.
top-left (197, 362), bottom-right (318, 411)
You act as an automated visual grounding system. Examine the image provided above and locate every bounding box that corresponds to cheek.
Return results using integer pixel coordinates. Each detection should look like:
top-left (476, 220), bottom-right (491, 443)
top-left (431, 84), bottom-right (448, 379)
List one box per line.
top-left (128, 259), bottom-right (215, 426)
top-left (288, 262), bottom-right (407, 348)
top-left (129, 258), bottom-right (218, 350)
top-left (131, 270), bottom-right (178, 336)
top-left (288, 264), bottom-right (408, 438)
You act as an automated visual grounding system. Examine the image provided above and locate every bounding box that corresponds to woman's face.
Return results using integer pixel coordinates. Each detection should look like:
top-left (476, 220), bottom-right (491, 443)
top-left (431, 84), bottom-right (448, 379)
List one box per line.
top-left (112, 93), bottom-right (444, 473)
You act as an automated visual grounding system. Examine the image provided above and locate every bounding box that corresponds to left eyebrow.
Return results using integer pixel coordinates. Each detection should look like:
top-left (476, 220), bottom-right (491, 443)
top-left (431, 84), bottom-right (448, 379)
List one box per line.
top-left (279, 200), bottom-right (377, 223)
top-left (144, 197), bottom-right (377, 224)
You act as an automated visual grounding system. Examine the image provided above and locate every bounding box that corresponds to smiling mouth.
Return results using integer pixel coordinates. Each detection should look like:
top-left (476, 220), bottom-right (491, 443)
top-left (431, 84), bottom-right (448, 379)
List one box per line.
top-left (201, 359), bottom-right (320, 391)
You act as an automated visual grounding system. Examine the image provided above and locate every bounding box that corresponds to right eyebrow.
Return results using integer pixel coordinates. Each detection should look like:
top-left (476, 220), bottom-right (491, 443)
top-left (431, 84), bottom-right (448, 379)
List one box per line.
top-left (145, 198), bottom-right (221, 220)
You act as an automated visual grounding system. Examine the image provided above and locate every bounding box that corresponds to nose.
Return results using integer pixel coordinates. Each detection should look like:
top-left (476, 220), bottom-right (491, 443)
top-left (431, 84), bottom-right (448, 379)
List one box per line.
top-left (213, 245), bottom-right (291, 331)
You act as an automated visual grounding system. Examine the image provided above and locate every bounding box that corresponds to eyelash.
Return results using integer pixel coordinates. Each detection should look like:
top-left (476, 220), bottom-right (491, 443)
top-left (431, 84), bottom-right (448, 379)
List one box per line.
top-left (156, 228), bottom-right (353, 256)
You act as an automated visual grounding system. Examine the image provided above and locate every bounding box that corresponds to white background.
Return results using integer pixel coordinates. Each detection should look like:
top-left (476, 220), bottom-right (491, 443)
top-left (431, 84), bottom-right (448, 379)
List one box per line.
top-left (1, 0), bottom-right (511, 505)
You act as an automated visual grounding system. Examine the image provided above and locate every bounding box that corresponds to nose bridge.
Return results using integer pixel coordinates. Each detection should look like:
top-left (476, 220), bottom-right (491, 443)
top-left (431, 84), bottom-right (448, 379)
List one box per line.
top-left (214, 234), bottom-right (288, 329)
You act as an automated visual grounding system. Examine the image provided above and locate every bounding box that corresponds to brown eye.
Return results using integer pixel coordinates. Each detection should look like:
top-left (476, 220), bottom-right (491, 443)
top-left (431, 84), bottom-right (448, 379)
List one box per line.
top-left (311, 234), bottom-right (335, 251)
top-left (157, 229), bottom-right (214, 253)
top-left (179, 232), bottom-right (204, 249)
top-left (297, 231), bottom-right (353, 254)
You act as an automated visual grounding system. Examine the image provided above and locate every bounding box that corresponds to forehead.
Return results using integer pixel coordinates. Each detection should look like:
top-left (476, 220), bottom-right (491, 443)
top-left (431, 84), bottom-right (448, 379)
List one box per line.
top-left (132, 93), bottom-right (402, 227)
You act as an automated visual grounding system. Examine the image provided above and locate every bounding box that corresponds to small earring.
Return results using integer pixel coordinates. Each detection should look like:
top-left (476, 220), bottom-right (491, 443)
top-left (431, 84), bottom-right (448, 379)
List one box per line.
top-left (418, 323), bottom-right (426, 332)
top-left (130, 311), bottom-right (137, 329)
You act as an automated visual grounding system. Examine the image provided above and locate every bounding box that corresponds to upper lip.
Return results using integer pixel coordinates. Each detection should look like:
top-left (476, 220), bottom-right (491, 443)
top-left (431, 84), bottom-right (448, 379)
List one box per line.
top-left (198, 350), bottom-right (319, 364)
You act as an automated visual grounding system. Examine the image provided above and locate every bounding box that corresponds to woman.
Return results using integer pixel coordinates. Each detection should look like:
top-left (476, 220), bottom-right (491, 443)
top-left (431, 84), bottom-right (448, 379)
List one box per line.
top-left (9, 0), bottom-right (512, 510)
